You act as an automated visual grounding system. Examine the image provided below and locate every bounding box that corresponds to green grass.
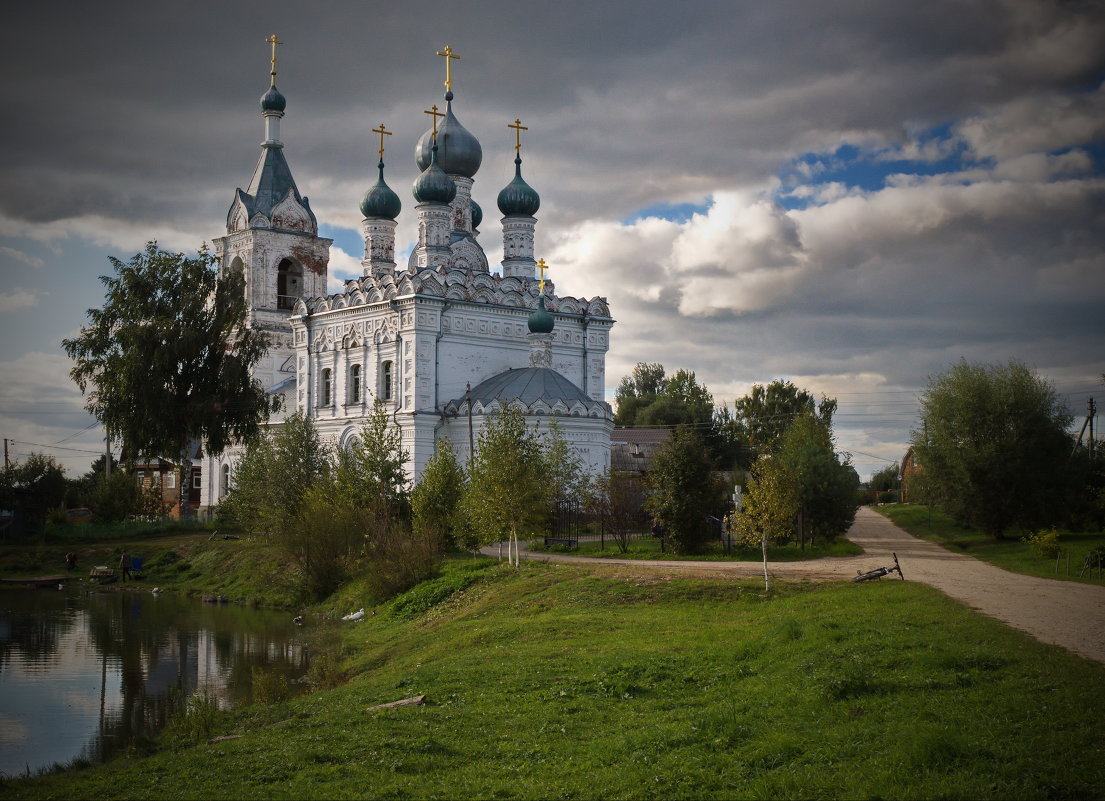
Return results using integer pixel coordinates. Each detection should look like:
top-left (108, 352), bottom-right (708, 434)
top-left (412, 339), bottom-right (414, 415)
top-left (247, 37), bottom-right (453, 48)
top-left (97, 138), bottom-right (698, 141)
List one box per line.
top-left (6, 558), bottom-right (1104, 800)
top-left (875, 504), bottom-right (1105, 585)
top-left (528, 535), bottom-right (863, 561)
top-left (0, 526), bottom-right (302, 608)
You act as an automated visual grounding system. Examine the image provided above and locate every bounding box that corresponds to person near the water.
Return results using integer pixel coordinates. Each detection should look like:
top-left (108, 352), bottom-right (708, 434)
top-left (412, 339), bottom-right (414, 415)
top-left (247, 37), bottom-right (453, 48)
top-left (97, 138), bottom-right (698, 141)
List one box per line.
top-left (119, 551), bottom-right (132, 582)
top-left (65, 552), bottom-right (77, 572)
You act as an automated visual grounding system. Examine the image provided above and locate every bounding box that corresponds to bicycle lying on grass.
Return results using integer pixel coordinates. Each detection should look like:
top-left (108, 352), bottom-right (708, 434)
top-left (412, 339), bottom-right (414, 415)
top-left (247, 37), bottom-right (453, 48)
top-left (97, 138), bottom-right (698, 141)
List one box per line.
top-left (853, 552), bottom-right (905, 582)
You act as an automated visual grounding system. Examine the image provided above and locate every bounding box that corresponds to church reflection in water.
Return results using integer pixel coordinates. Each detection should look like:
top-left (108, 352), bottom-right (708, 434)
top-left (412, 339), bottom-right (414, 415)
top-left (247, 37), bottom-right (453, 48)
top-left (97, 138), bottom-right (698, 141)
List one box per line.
top-left (0, 588), bottom-right (308, 775)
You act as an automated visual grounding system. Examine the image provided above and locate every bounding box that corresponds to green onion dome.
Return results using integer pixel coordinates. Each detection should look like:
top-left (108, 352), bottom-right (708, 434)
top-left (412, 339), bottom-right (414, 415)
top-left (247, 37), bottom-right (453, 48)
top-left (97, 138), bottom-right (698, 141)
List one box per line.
top-left (260, 85), bottom-right (286, 112)
top-left (470, 199), bottom-right (483, 229)
top-left (360, 162), bottom-right (401, 220)
top-left (497, 156), bottom-right (540, 217)
top-left (527, 295), bottom-right (554, 334)
top-left (415, 94), bottom-right (482, 178)
top-left (412, 144), bottom-right (457, 205)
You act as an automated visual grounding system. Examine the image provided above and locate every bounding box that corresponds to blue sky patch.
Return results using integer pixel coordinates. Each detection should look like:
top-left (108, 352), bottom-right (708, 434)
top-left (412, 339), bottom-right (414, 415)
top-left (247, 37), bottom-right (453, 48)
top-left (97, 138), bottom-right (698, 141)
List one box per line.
top-left (319, 223), bottom-right (363, 257)
top-left (622, 200), bottom-right (711, 225)
top-left (775, 124), bottom-right (977, 210)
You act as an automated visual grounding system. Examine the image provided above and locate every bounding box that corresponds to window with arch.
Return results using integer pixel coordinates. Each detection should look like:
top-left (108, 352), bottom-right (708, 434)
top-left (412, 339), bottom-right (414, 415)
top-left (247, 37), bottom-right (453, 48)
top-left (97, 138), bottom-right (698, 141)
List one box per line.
top-left (277, 257), bottom-right (303, 310)
top-left (221, 464), bottom-right (230, 497)
top-left (321, 368), bottom-right (333, 406)
top-left (349, 364), bottom-right (362, 404)
top-left (381, 361), bottom-right (393, 401)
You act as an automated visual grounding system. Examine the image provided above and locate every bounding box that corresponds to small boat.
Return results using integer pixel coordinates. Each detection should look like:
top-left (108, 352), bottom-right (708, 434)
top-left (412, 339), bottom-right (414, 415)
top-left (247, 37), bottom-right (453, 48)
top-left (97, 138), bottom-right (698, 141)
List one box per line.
top-left (0, 574), bottom-right (71, 588)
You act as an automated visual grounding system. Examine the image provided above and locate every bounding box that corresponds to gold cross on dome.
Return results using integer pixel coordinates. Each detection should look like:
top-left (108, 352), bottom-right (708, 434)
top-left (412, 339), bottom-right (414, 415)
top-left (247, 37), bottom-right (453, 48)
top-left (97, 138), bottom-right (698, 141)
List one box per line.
top-left (266, 34), bottom-right (284, 86)
top-left (508, 118), bottom-right (528, 155)
top-left (372, 123), bottom-right (392, 161)
top-left (436, 45), bottom-right (460, 92)
top-left (536, 258), bottom-right (549, 293)
top-left (423, 105), bottom-right (445, 138)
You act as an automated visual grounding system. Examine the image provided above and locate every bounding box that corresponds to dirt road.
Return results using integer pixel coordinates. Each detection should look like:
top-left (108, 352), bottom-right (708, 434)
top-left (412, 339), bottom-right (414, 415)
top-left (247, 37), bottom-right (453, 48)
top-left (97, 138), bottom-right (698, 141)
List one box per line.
top-left (493, 507), bottom-right (1105, 664)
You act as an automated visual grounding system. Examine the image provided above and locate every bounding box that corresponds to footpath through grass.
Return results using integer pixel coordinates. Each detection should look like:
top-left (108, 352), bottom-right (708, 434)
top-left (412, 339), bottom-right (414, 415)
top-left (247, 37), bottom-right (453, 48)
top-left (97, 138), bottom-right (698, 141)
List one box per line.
top-left (7, 558), bottom-right (1104, 800)
top-left (874, 504), bottom-right (1105, 585)
top-left (527, 535), bottom-right (863, 562)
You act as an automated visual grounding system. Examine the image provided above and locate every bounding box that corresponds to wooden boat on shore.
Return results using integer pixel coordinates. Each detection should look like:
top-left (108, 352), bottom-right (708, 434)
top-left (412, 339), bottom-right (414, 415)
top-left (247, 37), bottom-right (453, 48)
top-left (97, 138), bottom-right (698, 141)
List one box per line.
top-left (0, 574), bottom-right (71, 587)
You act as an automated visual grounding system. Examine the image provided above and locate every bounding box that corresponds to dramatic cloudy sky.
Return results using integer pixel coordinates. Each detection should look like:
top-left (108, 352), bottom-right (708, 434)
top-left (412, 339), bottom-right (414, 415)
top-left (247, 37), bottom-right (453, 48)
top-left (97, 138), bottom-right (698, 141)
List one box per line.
top-left (1, 0), bottom-right (1103, 480)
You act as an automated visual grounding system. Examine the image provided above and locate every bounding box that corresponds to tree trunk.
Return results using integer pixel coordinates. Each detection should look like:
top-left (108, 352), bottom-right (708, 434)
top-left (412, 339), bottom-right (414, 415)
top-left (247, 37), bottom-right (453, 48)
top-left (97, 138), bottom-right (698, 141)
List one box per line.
top-left (760, 532), bottom-right (771, 592)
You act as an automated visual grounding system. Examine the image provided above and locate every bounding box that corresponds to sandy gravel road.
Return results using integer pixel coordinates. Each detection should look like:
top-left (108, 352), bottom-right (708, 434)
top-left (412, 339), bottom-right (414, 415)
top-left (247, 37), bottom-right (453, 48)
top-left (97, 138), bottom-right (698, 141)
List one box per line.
top-left (488, 507), bottom-right (1105, 664)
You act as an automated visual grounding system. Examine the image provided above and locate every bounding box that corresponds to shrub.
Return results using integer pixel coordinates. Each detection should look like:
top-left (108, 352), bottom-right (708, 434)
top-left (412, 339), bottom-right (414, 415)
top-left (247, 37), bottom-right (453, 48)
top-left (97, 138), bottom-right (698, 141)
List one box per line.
top-left (1022, 528), bottom-right (1060, 559)
top-left (250, 667), bottom-right (292, 704)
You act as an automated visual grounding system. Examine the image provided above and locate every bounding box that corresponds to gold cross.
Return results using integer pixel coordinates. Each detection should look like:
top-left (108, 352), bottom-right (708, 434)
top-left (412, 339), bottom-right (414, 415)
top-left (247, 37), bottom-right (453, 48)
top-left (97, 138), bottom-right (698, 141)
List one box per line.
top-left (372, 123), bottom-right (392, 161)
top-left (436, 45), bottom-right (459, 92)
top-left (423, 105), bottom-right (445, 138)
top-left (266, 34), bottom-right (284, 86)
top-left (536, 258), bottom-right (549, 293)
top-left (508, 118), bottom-right (528, 155)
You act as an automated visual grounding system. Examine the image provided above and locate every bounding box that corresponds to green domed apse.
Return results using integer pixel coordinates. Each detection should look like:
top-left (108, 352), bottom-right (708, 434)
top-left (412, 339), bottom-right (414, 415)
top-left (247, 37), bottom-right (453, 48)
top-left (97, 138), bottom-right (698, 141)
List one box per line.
top-left (260, 85), bottom-right (286, 112)
top-left (413, 145), bottom-right (457, 205)
top-left (498, 156), bottom-right (540, 217)
top-left (361, 162), bottom-right (401, 220)
top-left (528, 295), bottom-right (554, 334)
top-left (470, 199), bottom-right (483, 229)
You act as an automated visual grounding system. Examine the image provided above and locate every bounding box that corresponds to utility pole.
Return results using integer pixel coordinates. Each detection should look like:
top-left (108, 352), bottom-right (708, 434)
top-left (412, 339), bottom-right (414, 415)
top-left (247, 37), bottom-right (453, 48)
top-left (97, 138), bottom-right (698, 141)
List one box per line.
top-left (3, 437), bottom-right (9, 471)
top-left (105, 434), bottom-right (112, 478)
top-left (1090, 397), bottom-right (1096, 460)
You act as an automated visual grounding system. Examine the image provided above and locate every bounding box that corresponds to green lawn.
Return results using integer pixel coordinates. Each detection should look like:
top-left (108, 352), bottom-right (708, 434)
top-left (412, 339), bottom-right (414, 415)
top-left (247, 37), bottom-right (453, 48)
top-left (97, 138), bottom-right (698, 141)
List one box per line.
top-left (7, 558), bottom-right (1104, 800)
top-left (527, 535), bottom-right (864, 562)
top-left (874, 504), bottom-right (1105, 585)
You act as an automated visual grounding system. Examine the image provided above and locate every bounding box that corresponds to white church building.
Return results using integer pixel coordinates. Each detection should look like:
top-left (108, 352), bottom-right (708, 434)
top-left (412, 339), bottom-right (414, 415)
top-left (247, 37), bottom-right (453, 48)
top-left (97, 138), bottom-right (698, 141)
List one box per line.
top-left (200, 49), bottom-right (614, 510)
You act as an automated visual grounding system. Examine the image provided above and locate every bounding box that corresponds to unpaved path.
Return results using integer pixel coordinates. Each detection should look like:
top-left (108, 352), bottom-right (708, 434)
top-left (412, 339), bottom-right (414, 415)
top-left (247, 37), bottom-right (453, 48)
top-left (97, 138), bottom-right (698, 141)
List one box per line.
top-left (487, 507), bottom-right (1105, 664)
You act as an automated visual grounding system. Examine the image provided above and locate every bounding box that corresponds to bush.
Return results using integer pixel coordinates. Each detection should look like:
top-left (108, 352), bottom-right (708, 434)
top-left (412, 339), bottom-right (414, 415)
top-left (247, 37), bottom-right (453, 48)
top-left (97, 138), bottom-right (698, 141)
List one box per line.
top-left (250, 667), bottom-right (292, 704)
top-left (1022, 528), bottom-right (1060, 559)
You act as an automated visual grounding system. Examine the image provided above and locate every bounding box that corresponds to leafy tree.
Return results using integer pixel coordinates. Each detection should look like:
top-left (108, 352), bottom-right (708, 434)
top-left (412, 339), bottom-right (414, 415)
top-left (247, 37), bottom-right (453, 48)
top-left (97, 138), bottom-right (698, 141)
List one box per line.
top-left (776, 414), bottom-right (858, 546)
top-left (869, 463), bottom-right (900, 493)
top-left (645, 426), bottom-right (725, 554)
top-left (0, 453), bottom-right (68, 532)
top-left (614, 363), bottom-right (667, 426)
top-left (87, 469), bottom-right (142, 523)
top-left (221, 412), bottom-right (331, 540)
top-left (63, 242), bottom-right (274, 519)
top-left (545, 422), bottom-right (587, 506)
top-left (335, 400), bottom-right (410, 521)
top-left (734, 454), bottom-right (798, 591)
top-left (587, 469), bottom-right (646, 554)
top-left (461, 407), bottom-right (551, 567)
top-left (912, 359), bottom-right (1073, 539)
top-left (730, 380), bottom-right (837, 460)
top-left (411, 439), bottom-right (467, 551)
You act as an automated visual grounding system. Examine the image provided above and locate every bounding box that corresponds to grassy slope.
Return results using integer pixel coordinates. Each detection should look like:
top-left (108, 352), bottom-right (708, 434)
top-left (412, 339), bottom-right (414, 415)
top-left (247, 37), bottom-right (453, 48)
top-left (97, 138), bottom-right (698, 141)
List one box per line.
top-left (529, 536), bottom-right (863, 562)
top-left (7, 559), bottom-right (1104, 800)
top-left (874, 504), bottom-right (1105, 585)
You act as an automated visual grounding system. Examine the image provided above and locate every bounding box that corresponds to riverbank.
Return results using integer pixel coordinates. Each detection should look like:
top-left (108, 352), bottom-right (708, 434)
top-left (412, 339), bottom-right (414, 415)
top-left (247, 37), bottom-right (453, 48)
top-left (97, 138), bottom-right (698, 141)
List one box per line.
top-left (0, 529), bottom-right (302, 608)
top-left (6, 558), bottom-right (1104, 799)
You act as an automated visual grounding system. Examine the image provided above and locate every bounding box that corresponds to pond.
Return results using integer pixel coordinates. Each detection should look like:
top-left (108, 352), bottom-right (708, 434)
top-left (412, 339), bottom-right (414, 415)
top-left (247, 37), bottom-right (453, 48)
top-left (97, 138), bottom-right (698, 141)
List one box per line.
top-left (0, 586), bottom-right (309, 777)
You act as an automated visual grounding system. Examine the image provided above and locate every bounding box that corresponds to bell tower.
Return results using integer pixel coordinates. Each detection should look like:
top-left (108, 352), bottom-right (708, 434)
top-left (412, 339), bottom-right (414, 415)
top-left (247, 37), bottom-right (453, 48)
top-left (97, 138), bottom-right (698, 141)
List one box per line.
top-left (211, 36), bottom-right (332, 391)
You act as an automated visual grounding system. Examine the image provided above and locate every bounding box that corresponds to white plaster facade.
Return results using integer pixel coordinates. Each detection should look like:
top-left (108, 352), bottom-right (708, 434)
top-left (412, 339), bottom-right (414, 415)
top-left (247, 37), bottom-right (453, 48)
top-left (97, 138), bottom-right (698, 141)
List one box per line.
top-left (200, 80), bottom-right (613, 511)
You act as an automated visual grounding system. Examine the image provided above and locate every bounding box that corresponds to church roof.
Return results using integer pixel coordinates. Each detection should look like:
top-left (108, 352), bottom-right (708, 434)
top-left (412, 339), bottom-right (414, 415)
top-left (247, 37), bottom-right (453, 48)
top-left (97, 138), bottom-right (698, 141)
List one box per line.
top-left (443, 367), bottom-right (613, 420)
top-left (237, 145), bottom-right (317, 229)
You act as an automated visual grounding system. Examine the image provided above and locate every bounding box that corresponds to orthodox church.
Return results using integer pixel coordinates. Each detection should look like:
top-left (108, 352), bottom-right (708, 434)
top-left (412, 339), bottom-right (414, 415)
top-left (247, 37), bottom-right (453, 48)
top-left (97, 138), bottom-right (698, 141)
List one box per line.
top-left (200, 44), bottom-right (614, 509)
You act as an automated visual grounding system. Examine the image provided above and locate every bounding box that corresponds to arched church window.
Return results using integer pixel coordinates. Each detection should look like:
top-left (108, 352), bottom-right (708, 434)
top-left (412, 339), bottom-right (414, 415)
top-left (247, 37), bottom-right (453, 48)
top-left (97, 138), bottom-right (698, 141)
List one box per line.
top-left (321, 368), bottom-right (332, 406)
top-left (349, 364), bottom-right (362, 404)
top-left (277, 258), bottom-right (303, 310)
top-left (221, 464), bottom-right (230, 498)
top-left (381, 361), bottom-right (393, 401)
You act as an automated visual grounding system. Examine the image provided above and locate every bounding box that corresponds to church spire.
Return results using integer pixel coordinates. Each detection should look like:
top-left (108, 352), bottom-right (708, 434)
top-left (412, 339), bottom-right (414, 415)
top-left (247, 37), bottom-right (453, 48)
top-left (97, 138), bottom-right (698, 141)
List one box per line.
top-left (498, 119), bottom-right (541, 279)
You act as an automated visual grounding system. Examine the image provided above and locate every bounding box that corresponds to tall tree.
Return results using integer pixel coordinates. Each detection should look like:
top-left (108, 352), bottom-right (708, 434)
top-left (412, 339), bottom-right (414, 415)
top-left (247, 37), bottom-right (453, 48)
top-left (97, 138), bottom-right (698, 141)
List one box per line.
top-left (63, 243), bottom-right (273, 518)
top-left (335, 400), bottom-right (410, 521)
top-left (645, 425), bottom-right (726, 554)
top-left (411, 438), bottom-right (467, 551)
top-left (912, 359), bottom-right (1072, 539)
top-left (461, 407), bottom-right (551, 567)
top-left (776, 414), bottom-right (858, 546)
top-left (730, 380), bottom-right (837, 460)
top-left (614, 363), bottom-right (667, 426)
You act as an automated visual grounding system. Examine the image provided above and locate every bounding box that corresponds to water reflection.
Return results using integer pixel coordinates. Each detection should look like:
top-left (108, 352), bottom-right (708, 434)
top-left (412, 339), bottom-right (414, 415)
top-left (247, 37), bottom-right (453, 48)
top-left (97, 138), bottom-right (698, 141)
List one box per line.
top-left (0, 588), bottom-right (308, 776)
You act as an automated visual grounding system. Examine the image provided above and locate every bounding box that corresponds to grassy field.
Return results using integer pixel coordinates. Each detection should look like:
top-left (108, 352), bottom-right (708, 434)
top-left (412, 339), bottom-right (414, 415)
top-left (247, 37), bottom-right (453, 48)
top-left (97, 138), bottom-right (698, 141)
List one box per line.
top-left (528, 535), bottom-right (863, 562)
top-left (874, 504), bottom-right (1105, 585)
top-left (0, 526), bottom-right (303, 608)
top-left (6, 558), bottom-right (1104, 800)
